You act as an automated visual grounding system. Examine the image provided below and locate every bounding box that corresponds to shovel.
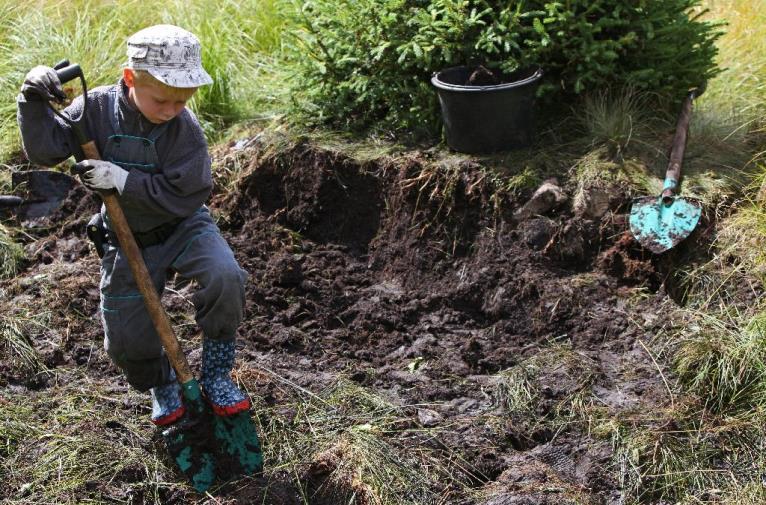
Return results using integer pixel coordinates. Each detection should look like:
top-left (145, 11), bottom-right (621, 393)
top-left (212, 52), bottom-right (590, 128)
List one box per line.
top-left (0, 170), bottom-right (77, 220)
top-left (629, 86), bottom-right (705, 254)
top-left (51, 62), bottom-right (262, 490)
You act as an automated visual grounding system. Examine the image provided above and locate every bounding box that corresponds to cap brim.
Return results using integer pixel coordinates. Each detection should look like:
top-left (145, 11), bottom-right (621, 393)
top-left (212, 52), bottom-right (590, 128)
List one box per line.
top-left (145, 67), bottom-right (213, 88)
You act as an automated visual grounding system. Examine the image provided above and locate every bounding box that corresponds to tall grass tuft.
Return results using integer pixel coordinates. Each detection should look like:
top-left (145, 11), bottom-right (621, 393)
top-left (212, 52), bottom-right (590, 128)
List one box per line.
top-left (0, 311), bottom-right (48, 374)
top-left (713, 202), bottom-right (766, 282)
top-left (613, 407), bottom-right (766, 503)
top-left (675, 311), bottom-right (766, 415)
top-left (580, 87), bottom-right (654, 159)
top-left (0, 223), bottom-right (24, 279)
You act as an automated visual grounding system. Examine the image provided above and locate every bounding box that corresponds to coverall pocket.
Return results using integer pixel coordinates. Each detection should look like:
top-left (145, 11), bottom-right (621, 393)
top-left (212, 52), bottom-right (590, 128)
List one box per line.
top-left (101, 294), bottom-right (163, 361)
top-left (101, 294), bottom-right (167, 391)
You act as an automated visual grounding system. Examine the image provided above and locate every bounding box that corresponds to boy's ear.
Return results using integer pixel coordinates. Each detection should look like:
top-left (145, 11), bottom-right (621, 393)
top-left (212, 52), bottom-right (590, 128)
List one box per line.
top-left (123, 68), bottom-right (135, 88)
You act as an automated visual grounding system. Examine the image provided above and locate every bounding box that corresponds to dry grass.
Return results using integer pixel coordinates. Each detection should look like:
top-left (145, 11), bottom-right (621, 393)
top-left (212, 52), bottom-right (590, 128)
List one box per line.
top-left (615, 413), bottom-right (766, 504)
top-left (0, 375), bottom-right (174, 504)
top-left (241, 371), bottom-right (471, 505)
top-left (0, 223), bottom-right (24, 280)
top-left (0, 309), bottom-right (48, 375)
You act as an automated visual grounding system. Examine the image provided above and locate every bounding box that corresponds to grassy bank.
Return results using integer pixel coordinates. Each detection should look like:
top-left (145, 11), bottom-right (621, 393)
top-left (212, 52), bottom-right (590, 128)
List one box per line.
top-left (609, 0), bottom-right (766, 501)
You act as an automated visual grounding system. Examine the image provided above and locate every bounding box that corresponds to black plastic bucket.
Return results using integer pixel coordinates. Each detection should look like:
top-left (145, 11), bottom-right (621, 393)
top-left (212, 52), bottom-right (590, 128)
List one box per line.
top-left (431, 66), bottom-right (543, 154)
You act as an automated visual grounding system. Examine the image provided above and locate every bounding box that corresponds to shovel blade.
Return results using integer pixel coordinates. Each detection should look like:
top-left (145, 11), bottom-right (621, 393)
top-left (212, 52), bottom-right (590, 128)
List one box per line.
top-left (212, 410), bottom-right (264, 478)
top-left (161, 379), bottom-right (264, 489)
top-left (162, 379), bottom-right (217, 492)
top-left (629, 196), bottom-right (701, 253)
top-left (162, 419), bottom-right (217, 492)
top-left (10, 170), bottom-right (75, 219)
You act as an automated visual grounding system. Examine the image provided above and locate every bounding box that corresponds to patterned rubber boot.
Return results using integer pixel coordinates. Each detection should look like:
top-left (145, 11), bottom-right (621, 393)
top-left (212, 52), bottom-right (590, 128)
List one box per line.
top-left (150, 369), bottom-right (185, 426)
top-left (200, 338), bottom-right (251, 416)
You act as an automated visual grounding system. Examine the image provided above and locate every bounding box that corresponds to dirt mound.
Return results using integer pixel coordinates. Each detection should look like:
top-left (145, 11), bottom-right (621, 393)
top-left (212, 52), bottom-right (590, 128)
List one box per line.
top-left (1, 135), bottom-right (711, 503)
top-left (209, 138), bottom-right (685, 501)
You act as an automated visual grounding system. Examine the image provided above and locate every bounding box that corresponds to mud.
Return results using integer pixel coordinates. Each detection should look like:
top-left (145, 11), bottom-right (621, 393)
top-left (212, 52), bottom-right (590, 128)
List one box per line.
top-left (0, 135), bottom-right (711, 504)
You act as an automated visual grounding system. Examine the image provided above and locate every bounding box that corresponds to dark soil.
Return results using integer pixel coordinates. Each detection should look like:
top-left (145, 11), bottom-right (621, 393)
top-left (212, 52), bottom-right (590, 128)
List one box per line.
top-left (0, 135), bottom-right (711, 504)
top-left (467, 66), bottom-right (500, 86)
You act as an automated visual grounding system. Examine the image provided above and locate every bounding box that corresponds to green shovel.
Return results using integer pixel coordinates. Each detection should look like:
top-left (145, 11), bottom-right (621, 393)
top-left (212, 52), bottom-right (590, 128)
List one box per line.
top-left (629, 85), bottom-right (705, 254)
top-left (51, 61), bottom-right (263, 490)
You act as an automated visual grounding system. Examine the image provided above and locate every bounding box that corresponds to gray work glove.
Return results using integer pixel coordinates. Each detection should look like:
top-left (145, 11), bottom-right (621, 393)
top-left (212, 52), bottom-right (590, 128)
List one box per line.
top-left (20, 65), bottom-right (66, 102)
top-left (75, 160), bottom-right (129, 194)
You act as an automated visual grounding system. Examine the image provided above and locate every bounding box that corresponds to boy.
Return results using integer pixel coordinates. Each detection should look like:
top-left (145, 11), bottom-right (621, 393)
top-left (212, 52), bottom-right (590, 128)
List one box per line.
top-left (17, 24), bottom-right (251, 425)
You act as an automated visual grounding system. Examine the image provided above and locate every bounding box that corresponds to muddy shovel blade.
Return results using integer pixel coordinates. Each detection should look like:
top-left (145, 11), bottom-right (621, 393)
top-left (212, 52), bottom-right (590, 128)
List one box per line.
top-left (9, 170), bottom-right (76, 219)
top-left (629, 196), bottom-right (701, 253)
top-left (161, 379), bottom-right (217, 492)
top-left (211, 410), bottom-right (263, 478)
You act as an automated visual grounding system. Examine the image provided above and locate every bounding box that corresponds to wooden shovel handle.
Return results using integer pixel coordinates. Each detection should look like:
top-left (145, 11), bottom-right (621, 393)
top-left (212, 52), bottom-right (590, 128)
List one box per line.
top-left (81, 140), bottom-right (194, 384)
top-left (661, 92), bottom-right (694, 203)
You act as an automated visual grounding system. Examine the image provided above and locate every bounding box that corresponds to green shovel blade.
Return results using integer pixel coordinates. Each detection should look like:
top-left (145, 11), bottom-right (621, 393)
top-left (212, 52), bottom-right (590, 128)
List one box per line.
top-left (212, 410), bottom-right (264, 478)
top-left (161, 379), bottom-right (217, 492)
top-left (629, 196), bottom-right (701, 254)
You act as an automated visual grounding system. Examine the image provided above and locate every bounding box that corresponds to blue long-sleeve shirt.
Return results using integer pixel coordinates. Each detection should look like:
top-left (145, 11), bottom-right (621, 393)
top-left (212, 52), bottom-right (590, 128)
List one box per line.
top-left (17, 79), bottom-right (213, 232)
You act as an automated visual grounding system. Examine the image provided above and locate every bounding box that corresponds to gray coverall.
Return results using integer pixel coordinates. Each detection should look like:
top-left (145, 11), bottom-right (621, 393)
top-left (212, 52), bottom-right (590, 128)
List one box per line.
top-left (17, 80), bottom-right (247, 391)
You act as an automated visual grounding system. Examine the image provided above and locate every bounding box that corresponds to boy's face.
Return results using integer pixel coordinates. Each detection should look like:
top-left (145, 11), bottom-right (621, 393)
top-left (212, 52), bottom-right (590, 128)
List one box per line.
top-left (123, 68), bottom-right (197, 124)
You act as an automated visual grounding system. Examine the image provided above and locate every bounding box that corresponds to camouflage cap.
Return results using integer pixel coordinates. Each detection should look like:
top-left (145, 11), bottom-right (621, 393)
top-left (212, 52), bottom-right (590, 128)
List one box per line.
top-left (126, 24), bottom-right (213, 88)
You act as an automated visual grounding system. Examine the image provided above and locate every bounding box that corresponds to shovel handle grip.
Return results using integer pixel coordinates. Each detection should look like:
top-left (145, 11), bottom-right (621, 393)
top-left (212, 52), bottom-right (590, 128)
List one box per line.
top-left (80, 140), bottom-right (194, 384)
top-left (55, 64), bottom-right (82, 86)
top-left (661, 92), bottom-right (695, 201)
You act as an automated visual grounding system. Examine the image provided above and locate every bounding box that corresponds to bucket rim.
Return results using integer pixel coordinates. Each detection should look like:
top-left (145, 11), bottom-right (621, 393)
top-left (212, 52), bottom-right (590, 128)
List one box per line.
top-left (431, 66), bottom-right (543, 92)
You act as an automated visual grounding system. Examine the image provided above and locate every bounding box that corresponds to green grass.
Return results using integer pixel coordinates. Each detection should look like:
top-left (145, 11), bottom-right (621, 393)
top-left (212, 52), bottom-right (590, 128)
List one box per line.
top-left (697, 0), bottom-right (766, 124)
top-left (616, 293), bottom-right (766, 502)
top-left (617, 422), bottom-right (731, 503)
top-left (693, 0), bottom-right (766, 189)
top-left (674, 310), bottom-right (766, 416)
top-left (717, 203), bottom-right (766, 278)
top-left (673, 199), bottom-right (766, 312)
top-left (0, 0), bottom-right (297, 159)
